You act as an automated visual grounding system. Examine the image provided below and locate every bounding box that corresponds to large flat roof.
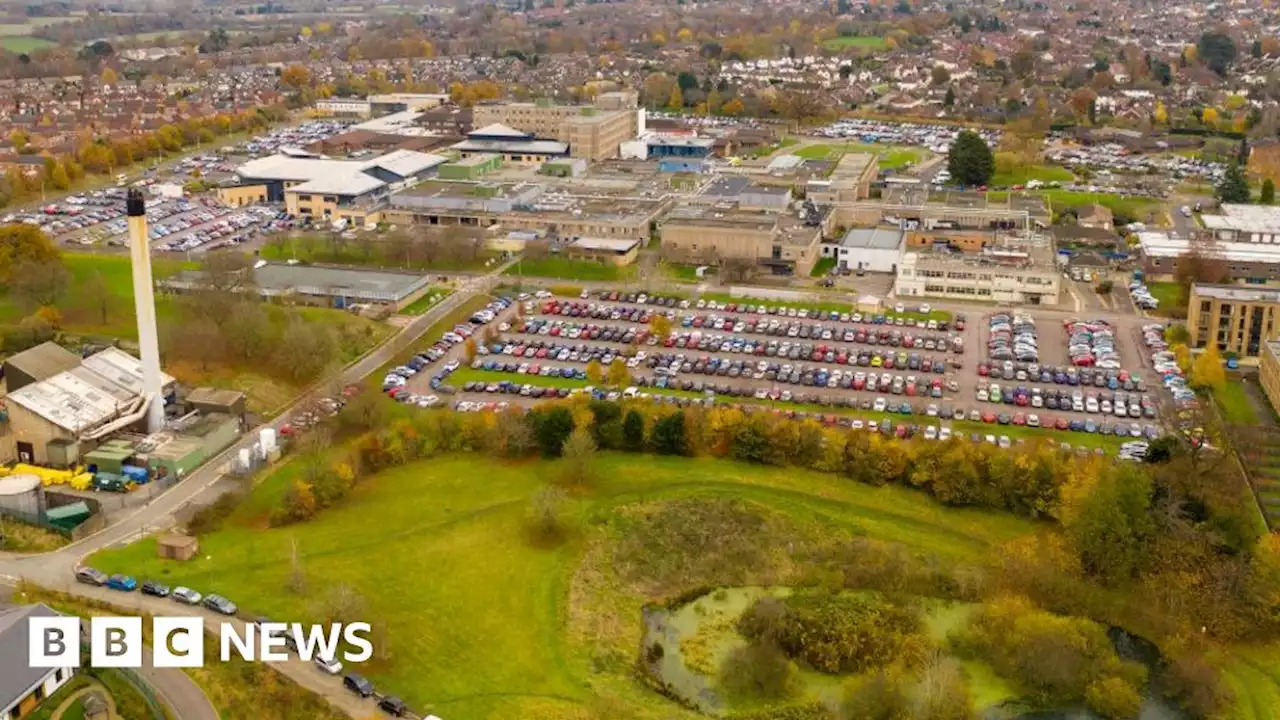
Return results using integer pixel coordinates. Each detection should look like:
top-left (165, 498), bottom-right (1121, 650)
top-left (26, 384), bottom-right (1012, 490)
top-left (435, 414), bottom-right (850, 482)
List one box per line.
top-left (452, 138), bottom-right (569, 155)
top-left (569, 237), bottom-right (640, 253)
top-left (1201, 204), bottom-right (1280, 234)
top-left (841, 226), bottom-right (905, 251)
top-left (239, 150), bottom-right (446, 189)
top-left (1137, 231), bottom-right (1280, 263)
top-left (1192, 283), bottom-right (1280, 304)
top-left (7, 348), bottom-right (172, 433)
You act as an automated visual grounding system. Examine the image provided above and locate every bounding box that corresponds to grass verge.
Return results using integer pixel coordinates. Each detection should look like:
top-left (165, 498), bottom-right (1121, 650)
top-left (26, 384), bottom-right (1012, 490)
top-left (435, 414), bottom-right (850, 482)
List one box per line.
top-left (1216, 382), bottom-right (1259, 425)
top-left (0, 518), bottom-right (69, 552)
top-left (505, 257), bottom-right (636, 282)
top-left (399, 288), bottom-right (454, 315)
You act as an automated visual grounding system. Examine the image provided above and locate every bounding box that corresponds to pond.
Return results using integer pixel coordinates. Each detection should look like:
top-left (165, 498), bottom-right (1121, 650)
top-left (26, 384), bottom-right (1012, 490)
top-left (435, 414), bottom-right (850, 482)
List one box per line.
top-left (639, 587), bottom-right (1188, 719)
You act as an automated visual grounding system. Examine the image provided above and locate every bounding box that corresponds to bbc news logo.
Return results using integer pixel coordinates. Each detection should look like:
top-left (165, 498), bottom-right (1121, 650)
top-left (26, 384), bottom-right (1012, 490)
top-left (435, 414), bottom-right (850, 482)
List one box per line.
top-left (28, 617), bottom-right (373, 668)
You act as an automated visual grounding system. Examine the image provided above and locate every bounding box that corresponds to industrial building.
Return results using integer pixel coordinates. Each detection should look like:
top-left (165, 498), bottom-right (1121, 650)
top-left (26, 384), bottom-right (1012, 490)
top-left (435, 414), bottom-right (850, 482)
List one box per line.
top-left (234, 149), bottom-right (448, 224)
top-left (471, 93), bottom-right (641, 162)
top-left (822, 227), bottom-right (905, 274)
top-left (2, 347), bottom-right (176, 466)
top-left (0, 604), bottom-right (77, 720)
top-left (384, 181), bottom-right (666, 241)
top-left (1137, 230), bottom-right (1280, 286)
top-left (1, 342), bottom-right (82, 394)
top-left (1187, 283), bottom-right (1280, 361)
top-left (1201, 204), bottom-right (1280, 243)
top-left (806, 153), bottom-right (878, 203)
top-left (437, 153), bottom-right (503, 180)
top-left (563, 237), bottom-right (641, 266)
top-left (160, 262), bottom-right (434, 311)
top-left (450, 124), bottom-right (569, 164)
top-left (895, 235), bottom-right (1061, 305)
top-left (658, 202), bottom-right (826, 276)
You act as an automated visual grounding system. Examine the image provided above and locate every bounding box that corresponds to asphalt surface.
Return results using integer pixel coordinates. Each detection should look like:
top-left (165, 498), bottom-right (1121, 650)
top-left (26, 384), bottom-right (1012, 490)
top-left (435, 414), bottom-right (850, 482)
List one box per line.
top-left (0, 260), bottom-right (512, 720)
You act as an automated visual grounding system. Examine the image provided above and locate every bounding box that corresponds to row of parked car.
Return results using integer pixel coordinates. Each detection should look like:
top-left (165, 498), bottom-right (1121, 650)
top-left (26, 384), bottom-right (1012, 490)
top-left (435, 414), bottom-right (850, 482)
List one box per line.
top-left (670, 313), bottom-right (963, 350)
top-left (1143, 323), bottom-right (1197, 406)
top-left (977, 383), bottom-right (1156, 418)
top-left (382, 297), bottom-right (514, 395)
top-left (646, 353), bottom-right (953, 396)
top-left (977, 360), bottom-right (1147, 392)
top-left (1065, 319), bottom-right (1122, 370)
top-left (988, 312), bottom-right (1039, 363)
top-left (75, 567), bottom-right (238, 614)
top-left (1129, 281), bottom-right (1161, 310)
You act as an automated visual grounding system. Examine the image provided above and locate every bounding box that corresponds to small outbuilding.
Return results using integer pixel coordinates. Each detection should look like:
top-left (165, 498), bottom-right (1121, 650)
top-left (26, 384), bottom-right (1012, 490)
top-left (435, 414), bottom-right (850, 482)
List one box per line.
top-left (157, 534), bottom-right (199, 561)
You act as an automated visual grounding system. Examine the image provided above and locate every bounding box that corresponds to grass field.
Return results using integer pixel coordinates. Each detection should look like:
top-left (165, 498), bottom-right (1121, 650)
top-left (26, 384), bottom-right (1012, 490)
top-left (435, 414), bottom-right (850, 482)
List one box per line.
top-left (821, 35), bottom-right (888, 51)
top-left (662, 262), bottom-right (708, 283)
top-left (1036, 189), bottom-right (1163, 224)
top-left (259, 235), bottom-right (498, 273)
top-left (88, 453), bottom-right (1035, 719)
top-left (1216, 382), bottom-right (1259, 425)
top-left (1144, 281), bottom-right (1185, 318)
top-left (0, 35), bottom-right (54, 51)
top-left (505, 256), bottom-right (636, 282)
top-left (990, 165), bottom-right (1075, 187)
top-left (794, 142), bottom-right (926, 170)
top-left (810, 257), bottom-right (837, 277)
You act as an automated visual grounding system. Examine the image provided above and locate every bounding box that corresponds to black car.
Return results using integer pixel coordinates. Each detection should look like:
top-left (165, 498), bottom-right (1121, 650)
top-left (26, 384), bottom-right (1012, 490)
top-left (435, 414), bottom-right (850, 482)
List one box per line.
top-left (378, 696), bottom-right (408, 717)
top-left (141, 581), bottom-right (171, 598)
top-left (344, 673), bottom-right (375, 698)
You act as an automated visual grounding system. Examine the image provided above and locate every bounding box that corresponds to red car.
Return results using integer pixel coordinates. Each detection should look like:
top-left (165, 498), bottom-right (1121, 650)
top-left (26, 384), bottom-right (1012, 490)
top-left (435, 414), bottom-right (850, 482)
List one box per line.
top-left (1055, 417), bottom-right (1070, 430)
top-left (977, 363), bottom-right (990, 377)
top-left (981, 411), bottom-right (997, 423)
top-left (1012, 412), bottom-right (1027, 426)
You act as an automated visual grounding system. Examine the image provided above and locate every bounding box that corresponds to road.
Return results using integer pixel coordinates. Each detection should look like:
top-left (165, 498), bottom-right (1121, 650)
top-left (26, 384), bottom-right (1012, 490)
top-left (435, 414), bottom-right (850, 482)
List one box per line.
top-left (0, 260), bottom-right (513, 719)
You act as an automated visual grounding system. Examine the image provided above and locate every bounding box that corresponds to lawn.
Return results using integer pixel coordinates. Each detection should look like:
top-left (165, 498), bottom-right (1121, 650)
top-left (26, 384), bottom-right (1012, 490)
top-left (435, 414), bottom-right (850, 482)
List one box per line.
top-left (821, 35), bottom-right (888, 51)
top-left (0, 518), bottom-right (68, 552)
top-left (794, 142), bottom-right (926, 170)
top-left (398, 287), bottom-right (454, 315)
top-left (810, 257), bottom-right (837, 277)
top-left (87, 453), bottom-right (1035, 719)
top-left (1035, 189), bottom-right (1163, 224)
top-left (0, 35), bottom-right (54, 51)
top-left (504, 256), bottom-right (636, 282)
top-left (989, 165), bottom-right (1075, 187)
top-left (662, 262), bottom-right (709, 283)
top-left (1144, 281), bottom-right (1185, 318)
top-left (1215, 381), bottom-right (1259, 425)
top-left (259, 234), bottom-right (497, 273)
top-left (698, 291), bottom-right (853, 315)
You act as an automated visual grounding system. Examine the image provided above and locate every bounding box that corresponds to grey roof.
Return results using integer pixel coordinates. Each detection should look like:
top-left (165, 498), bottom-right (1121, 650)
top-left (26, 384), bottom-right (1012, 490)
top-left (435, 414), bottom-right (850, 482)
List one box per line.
top-left (3, 341), bottom-right (80, 382)
top-left (469, 123), bottom-right (533, 139)
top-left (840, 227), bottom-right (905, 251)
top-left (0, 604), bottom-right (67, 710)
top-left (451, 138), bottom-right (569, 155)
top-left (362, 149), bottom-right (447, 179)
top-left (1193, 283), bottom-right (1280, 304)
top-left (287, 172), bottom-right (386, 197)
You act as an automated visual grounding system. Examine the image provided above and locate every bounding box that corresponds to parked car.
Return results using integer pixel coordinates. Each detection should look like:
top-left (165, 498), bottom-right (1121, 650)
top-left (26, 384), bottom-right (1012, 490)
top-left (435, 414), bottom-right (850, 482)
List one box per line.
top-left (315, 655), bottom-right (344, 675)
top-left (378, 696), bottom-right (408, 717)
top-left (141, 581), bottom-right (171, 598)
top-left (344, 673), bottom-right (375, 698)
top-left (171, 586), bottom-right (203, 605)
top-left (76, 567), bottom-right (108, 586)
top-left (105, 574), bottom-right (138, 592)
top-left (203, 594), bottom-right (238, 615)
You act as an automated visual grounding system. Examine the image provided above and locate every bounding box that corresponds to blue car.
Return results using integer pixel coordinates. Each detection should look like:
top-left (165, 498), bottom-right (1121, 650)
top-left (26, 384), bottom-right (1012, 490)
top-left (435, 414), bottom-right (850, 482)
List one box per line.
top-left (106, 574), bottom-right (137, 592)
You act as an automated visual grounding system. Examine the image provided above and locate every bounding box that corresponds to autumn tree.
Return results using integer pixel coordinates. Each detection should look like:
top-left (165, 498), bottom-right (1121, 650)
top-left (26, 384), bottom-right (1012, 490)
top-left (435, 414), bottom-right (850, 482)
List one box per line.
top-left (9, 259), bottom-right (69, 310)
top-left (81, 270), bottom-right (111, 326)
top-left (667, 85), bottom-right (684, 111)
top-left (559, 426), bottom-right (598, 487)
top-left (464, 336), bottom-right (478, 361)
top-left (586, 359), bottom-right (603, 384)
top-left (280, 64), bottom-right (312, 90)
top-left (1190, 345), bottom-right (1226, 390)
top-left (0, 225), bottom-right (59, 282)
top-left (721, 97), bottom-right (745, 116)
top-left (649, 314), bottom-right (672, 339)
top-left (606, 357), bottom-right (630, 386)
top-left (1063, 464), bottom-right (1155, 584)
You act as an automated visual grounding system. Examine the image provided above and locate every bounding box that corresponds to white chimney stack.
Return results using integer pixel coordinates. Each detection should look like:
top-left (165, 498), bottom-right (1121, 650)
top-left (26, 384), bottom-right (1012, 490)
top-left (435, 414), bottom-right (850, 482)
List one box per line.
top-left (126, 188), bottom-right (165, 433)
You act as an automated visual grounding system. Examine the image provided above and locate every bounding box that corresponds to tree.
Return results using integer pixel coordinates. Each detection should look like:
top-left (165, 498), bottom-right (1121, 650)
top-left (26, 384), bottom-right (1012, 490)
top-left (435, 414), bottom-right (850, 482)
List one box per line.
top-left (944, 86), bottom-right (955, 107)
top-left (9, 260), bottom-right (69, 310)
top-left (667, 85), bottom-right (684, 111)
top-left (1086, 677), bottom-right (1143, 719)
top-left (281, 64), bottom-right (312, 90)
top-left (652, 411), bottom-right (688, 455)
top-left (1190, 346), bottom-right (1226, 390)
top-left (947, 131), bottom-right (995, 187)
top-left (1216, 163), bottom-right (1251, 204)
top-left (528, 485), bottom-right (567, 544)
top-left (606, 357), bottom-right (630, 386)
top-left (1063, 464), bottom-right (1155, 584)
top-left (531, 406), bottom-right (575, 457)
top-left (1153, 101), bottom-right (1169, 125)
top-left (1263, 178), bottom-right (1276, 205)
top-left (559, 426), bottom-right (598, 487)
top-left (930, 65), bottom-right (950, 86)
top-left (49, 162), bottom-right (70, 191)
top-left (464, 337), bottom-right (477, 361)
top-left (17, 313), bottom-right (53, 346)
top-left (8, 129), bottom-right (29, 153)
top-left (100, 67), bottom-right (118, 85)
top-left (586, 359), bottom-right (604, 384)
top-left (1201, 106), bottom-right (1221, 128)
top-left (1197, 31), bottom-right (1238, 76)
top-left (721, 97), bottom-right (745, 116)
top-left (650, 314), bottom-right (672, 340)
top-left (623, 409), bottom-right (646, 451)
top-left (274, 321), bottom-right (338, 383)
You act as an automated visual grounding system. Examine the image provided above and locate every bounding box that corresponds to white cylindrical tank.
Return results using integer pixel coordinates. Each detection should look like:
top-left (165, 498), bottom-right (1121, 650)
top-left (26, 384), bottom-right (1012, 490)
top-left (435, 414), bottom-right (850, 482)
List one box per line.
top-left (260, 429), bottom-right (277, 453)
top-left (237, 448), bottom-right (251, 470)
top-left (0, 474), bottom-right (43, 517)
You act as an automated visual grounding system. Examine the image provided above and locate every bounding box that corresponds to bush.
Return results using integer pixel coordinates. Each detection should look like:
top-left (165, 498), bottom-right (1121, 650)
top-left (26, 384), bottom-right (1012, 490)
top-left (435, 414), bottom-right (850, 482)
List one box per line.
top-left (719, 640), bottom-right (797, 700)
top-left (527, 485), bottom-right (568, 545)
top-left (1086, 676), bottom-right (1144, 719)
top-left (186, 492), bottom-right (243, 535)
top-left (738, 592), bottom-right (929, 674)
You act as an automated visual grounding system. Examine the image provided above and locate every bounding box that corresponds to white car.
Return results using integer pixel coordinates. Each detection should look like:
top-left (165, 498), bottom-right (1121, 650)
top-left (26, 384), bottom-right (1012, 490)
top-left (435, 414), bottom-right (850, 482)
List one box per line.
top-left (873, 397), bottom-right (888, 412)
top-left (315, 655), bottom-right (343, 674)
top-left (939, 426), bottom-right (953, 441)
top-left (924, 425), bottom-right (938, 440)
top-left (172, 587), bottom-right (202, 605)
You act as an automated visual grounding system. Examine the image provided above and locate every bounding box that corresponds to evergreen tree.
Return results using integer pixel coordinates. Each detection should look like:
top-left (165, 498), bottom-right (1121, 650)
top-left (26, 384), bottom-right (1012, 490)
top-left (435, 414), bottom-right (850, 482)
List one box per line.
top-left (1238, 137), bottom-right (1250, 166)
top-left (946, 130), bottom-right (995, 187)
top-left (651, 411), bottom-right (688, 455)
top-left (944, 85), bottom-right (955, 107)
top-left (622, 409), bottom-right (646, 451)
top-left (1262, 178), bottom-right (1275, 205)
top-left (1216, 163), bottom-right (1251, 204)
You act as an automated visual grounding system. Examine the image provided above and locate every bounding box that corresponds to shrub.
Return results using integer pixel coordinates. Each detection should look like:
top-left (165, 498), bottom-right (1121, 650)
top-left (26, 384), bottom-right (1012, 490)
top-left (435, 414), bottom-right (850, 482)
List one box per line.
top-left (186, 492), bottom-right (243, 535)
top-left (738, 592), bottom-right (929, 674)
top-left (1086, 676), bottom-right (1144, 719)
top-left (719, 639), bottom-right (797, 700)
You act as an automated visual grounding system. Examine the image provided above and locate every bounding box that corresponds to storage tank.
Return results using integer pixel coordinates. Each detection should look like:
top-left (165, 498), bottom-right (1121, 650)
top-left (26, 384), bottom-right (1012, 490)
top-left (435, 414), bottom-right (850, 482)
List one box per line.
top-left (0, 474), bottom-right (43, 517)
top-left (260, 428), bottom-right (277, 454)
